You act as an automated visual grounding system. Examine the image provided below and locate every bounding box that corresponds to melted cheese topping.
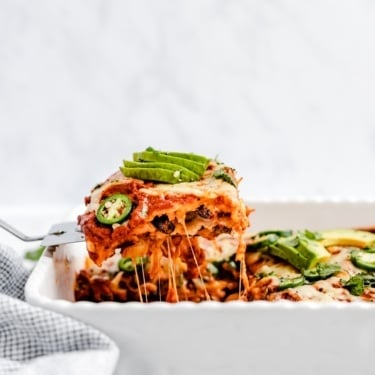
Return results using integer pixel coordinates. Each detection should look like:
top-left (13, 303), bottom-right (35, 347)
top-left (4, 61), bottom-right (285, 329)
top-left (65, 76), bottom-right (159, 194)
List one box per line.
top-left (249, 244), bottom-right (375, 302)
top-left (140, 176), bottom-right (238, 200)
top-left (79, 161), bottom-right (250, 268)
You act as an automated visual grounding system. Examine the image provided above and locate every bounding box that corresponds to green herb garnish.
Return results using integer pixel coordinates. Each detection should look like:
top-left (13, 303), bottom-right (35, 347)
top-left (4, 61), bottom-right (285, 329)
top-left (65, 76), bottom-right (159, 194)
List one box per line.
top-left (24, 246), bottom-right (45, 261)
top-left (212, 169), bottom-right (236, 187)
top-left (303, 263), bottom-right (341, 281)
top-left (278, 275), bottom-right (305, 291)
top-left (299, 229), bottom-right (323, 241)
top-left (341, 273), bottom-right (375, 296)
top-left (258, 230), bottom-right (293, 238)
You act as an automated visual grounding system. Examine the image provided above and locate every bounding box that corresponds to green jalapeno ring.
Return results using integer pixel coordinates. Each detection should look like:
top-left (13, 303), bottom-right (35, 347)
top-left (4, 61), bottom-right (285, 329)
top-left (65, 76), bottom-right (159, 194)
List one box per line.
top-left (118, 256), bottom-right (149, 273)
top-left (350, 249), bottom-right (375, 271)
top-left (118, 257), bottom-right (135, 272)
top-left (278, 275), bottom-right (305, 291)
top-left (96, 193), bottom-right (132, 225)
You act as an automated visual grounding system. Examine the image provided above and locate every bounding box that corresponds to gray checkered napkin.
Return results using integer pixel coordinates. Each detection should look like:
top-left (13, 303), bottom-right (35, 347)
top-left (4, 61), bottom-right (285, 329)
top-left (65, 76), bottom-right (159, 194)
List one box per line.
top-left (0, 244), bottom-right (119, 374)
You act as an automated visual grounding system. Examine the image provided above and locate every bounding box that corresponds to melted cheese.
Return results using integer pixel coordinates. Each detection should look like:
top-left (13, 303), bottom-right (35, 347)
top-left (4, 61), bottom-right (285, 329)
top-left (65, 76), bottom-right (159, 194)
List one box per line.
top-left (293, 285), bottom-right (335, 302)
top-left (199, 234), bottom-right (240, 262)
top-left (248, 245), bottom-right (371, 302)
top-left (80, 161), bottom-right (250, 266)
top-left (140, 176), bottom-right (238, 200)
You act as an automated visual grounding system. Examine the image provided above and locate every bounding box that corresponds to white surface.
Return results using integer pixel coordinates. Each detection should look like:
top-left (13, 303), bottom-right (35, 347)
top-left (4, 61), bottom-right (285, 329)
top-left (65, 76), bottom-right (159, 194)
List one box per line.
top-left (0, 1), bottom-right (375, 206)
top-left (25, 200), bottom-right (375, 375)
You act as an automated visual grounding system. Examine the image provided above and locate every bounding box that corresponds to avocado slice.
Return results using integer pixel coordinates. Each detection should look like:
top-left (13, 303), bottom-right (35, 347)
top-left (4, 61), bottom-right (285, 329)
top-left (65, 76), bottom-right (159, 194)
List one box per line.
top-left (297, 237), bottom-right (331, 268)
top-left (123, 160), bottom-right (199, 180)
top-left (320, 229), bottom-right (375, 248)
top-left (121, 166), bottom-right (195, 184)
top-left (269, 235), bottom-right (331, 271)
top-left (162, 151), bottom-right (210, 166)
top-left (269, 241), bottom-right (309, 272)
top-left (133, 151), bottom-right (207, 175)
top-left (145, 147), bottom-right (210, 166)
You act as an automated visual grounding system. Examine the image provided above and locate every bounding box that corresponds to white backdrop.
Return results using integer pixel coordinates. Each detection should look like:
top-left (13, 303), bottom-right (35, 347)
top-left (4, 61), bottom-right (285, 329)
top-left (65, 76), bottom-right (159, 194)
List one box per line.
top-left (1, 0), bottom-right (374, 207)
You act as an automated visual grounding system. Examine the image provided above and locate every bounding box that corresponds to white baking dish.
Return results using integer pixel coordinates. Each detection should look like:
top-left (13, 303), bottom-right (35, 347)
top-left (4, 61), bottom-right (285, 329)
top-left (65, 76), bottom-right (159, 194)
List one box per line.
top-left (25, 200), bottom-right (375, 375)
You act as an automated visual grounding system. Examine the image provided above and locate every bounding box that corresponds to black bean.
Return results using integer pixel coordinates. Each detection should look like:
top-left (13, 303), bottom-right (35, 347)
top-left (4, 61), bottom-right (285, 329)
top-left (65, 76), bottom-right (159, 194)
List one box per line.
top-left (197, 205), bottom-right (212, 219)
top-left (152, 214), bottom-right (175, 234)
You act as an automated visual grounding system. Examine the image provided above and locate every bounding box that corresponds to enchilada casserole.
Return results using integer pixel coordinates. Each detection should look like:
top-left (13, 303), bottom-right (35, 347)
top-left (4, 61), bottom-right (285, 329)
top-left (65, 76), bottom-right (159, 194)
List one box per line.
top-left (75, 148), bottom-right (375, 303)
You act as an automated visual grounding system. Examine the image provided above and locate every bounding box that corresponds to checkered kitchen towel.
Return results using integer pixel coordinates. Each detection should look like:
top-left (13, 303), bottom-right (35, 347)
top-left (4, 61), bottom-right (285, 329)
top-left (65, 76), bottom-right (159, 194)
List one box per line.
top-left (0, 244), bottom-right (119, 375)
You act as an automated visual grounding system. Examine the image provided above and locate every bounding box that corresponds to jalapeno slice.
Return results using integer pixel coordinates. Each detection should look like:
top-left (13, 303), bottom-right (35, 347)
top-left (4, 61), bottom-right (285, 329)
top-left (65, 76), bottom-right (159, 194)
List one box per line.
top-left (303, 262), bottom-right (341, 281)
top-left (118, 257), bottom-right (134, 272)
top-left (351, 249), bottom-right (375, 271)
top-left (278, 275), bottom-right (305, 291)
top-left (118, 256), bottom-right (149, 272)
top-left (96, 193), bottom-right (132, 225)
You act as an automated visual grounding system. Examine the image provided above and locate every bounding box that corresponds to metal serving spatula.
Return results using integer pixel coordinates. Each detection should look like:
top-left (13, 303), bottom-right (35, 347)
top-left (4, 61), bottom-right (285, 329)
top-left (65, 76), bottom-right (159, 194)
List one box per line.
top-left (0, 219), bottom-right (85, 247)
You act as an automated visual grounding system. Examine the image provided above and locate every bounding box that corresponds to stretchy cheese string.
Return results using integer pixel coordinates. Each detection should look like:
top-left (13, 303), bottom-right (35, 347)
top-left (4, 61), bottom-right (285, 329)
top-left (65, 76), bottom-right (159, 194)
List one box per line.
top-left (139, 257), bottom-right (148, 303)
top-left (148, 240), bottom-right (163, 301)
top-left (238, 236), bottom-right (249, 299)
top-left (158, 273), bottom-right (162, 302)
top-left (134, 263), bottom-right (144, 303)
top-left (167, 238), bottom-right (179, 302)
top-left (238, 258), bottom-right (247, 299)
top-left (238, 264), bottom-right (242, 299)
top-left (182, 222), bottom-right (210, 301)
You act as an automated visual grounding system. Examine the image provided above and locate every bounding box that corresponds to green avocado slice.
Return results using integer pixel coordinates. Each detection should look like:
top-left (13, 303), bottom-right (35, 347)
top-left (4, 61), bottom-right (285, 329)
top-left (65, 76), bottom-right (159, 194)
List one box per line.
top-left (297, 237), bottom-right (331, 269)
top-left (145, 147), bottom-right (210, 166)
top-left (269, 242), bottom-right (309, 272)
top-left (123, 160), bottom-right (199, 180)
top-left (320, 229), bottom-right (375, 248)
top-left (121, 166), bottom-right (196, 184)
top-left (162, 151), bottom-right (210, 166)
top-left (133, 151), bottom-right (207, 175)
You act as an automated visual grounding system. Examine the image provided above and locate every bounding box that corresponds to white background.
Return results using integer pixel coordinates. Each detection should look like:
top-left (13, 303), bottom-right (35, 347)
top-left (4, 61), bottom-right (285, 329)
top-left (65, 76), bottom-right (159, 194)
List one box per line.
top-left (0, 0), bottom-right (374, 212)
